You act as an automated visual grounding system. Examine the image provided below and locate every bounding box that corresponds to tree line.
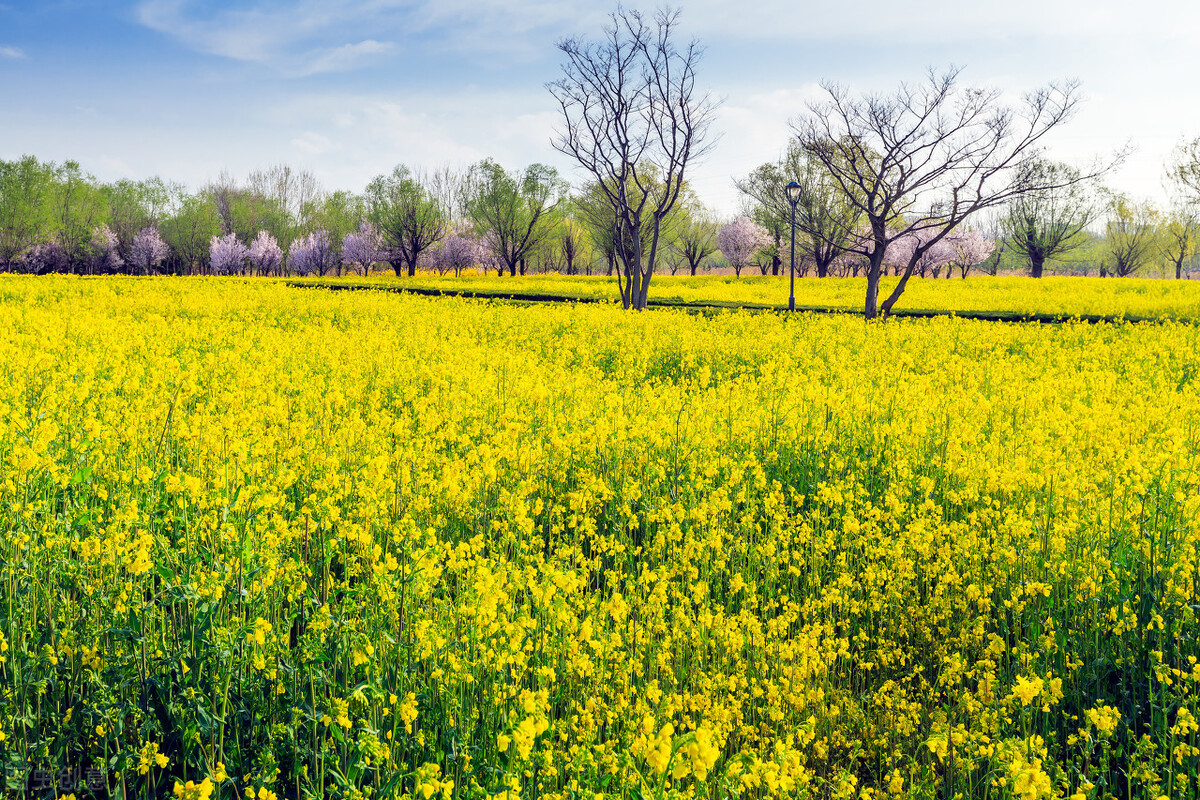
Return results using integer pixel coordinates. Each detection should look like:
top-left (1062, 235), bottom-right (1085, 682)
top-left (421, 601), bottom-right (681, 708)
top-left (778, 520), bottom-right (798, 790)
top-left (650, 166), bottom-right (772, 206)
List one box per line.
top-left (4, 147), bottom-right (1193, 285)
top-left (0, 155), bottom-right (759, 279)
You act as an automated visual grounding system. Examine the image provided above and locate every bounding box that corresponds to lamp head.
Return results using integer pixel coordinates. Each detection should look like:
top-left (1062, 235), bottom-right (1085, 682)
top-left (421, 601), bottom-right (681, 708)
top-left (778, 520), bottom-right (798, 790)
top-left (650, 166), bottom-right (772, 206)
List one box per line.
top-left (785, 181), bottom-right (802, 205)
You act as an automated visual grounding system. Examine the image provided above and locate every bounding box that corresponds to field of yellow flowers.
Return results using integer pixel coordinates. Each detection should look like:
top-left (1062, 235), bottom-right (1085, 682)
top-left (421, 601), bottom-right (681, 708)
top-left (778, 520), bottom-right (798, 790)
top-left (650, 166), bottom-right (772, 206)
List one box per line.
top-left (1, 276), bottom-right (1198, 800)
top-left (299, 273), bottom-right (1200, 321)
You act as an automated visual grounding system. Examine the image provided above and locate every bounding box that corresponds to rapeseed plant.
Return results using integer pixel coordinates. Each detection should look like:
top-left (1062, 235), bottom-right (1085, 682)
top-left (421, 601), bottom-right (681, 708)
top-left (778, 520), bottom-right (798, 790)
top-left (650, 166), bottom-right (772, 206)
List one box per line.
top-left (0, 276), bottom-right (1198, 798)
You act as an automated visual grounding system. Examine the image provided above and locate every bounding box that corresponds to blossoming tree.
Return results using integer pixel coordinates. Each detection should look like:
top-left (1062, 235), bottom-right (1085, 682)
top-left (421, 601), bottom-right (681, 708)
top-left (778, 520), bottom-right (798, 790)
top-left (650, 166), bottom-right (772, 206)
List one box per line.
top-left (717, 216), bottom-right (771, 277)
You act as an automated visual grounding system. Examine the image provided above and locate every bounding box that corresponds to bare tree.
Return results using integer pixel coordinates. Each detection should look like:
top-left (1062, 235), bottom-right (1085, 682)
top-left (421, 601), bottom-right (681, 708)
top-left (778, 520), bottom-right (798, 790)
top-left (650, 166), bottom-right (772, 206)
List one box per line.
top-left (247, 164), bottom-right (323, 227)
top-left (425, 165), bottom-right (467, 224)
top-left (1168, 137), bottom-right (1200, 202)
top-left (548, 7), bottom-right (717, 309)
top-left (794, 67), bottom-right (1111, 319)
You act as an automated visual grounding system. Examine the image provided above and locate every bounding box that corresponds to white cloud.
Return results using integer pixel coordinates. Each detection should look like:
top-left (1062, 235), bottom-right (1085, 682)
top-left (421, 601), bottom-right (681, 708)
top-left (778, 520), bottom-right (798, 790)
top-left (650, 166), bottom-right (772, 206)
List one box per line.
top-left (680, 0), bottom-right (1200, 46)
top-left (0, 45), bottom-right (24, 59)
top-left (297, 40), bottom-right (394, 76)
top-left (135, 0), bottom-right (397, 75)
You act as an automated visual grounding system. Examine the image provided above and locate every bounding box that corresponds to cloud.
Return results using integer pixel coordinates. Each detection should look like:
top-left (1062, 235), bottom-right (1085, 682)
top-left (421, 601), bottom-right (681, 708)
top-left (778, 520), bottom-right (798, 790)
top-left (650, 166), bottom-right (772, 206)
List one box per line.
top-left (0, 45), bottom-right (24, 59)
top-left (135, 0), bottom-right (397, 75)
top-left (133, 0), bottom-right (608, 70)
top-left (297, 40), bottom-right (393, 76)
top-left (679, 0), bottom-right (1200, 46)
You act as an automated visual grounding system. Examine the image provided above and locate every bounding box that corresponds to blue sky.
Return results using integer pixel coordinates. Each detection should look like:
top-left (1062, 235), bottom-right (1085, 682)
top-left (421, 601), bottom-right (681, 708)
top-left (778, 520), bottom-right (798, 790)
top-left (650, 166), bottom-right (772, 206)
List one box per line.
top-left (2, 0), bottom-right (1199, 216)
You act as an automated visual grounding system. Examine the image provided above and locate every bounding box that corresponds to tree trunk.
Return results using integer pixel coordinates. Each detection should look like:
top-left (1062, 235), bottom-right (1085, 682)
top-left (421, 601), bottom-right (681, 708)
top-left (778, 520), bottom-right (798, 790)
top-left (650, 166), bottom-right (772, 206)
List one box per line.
top-left (636, 267), bottom-right (651, 310)
top-left (407, 260), bottom-right (416, 277)
top-left (391, 260), bottom-right (405, 276)
top-left (1177, 256), bottom-right (1184, 279)
top-left (1030, 253), bottom-right (1045, 278)
top-left (864, 270), bottom-right (880, 319)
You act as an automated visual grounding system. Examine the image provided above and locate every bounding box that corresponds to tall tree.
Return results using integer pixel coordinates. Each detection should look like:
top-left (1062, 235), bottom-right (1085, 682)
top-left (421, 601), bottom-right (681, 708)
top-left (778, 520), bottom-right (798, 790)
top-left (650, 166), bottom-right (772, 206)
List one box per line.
top-left (247, 164), bottom-right (322, 229)
top-left (1000, 159), bottom-right (1100, 278)
top-left (52, 161), bottom-right (109, 271)
top-left (463, 159), bottom-right (565, 276)
top-left (104, 177), bottom-right (178, 265)
top-left (161, 193), bottom-right (220, 274)
top-left (364, 166), bottom-right (445, 277)
top-left (0, 156), bottom-right (58, 268)
top-left (204, 170), bottom-right (290, 249)
top-left (549, 7), bottom-right (717, 309)
top-left (1103, 195), bottom-right (1159, 277)
top-left (794, 67), bottom-right (1104, 318)
top-left (575, 168), bottom-right (689, 278)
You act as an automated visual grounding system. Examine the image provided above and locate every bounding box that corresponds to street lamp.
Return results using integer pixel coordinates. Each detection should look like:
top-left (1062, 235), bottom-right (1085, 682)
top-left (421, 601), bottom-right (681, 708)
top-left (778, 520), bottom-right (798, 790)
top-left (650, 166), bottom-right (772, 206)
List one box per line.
top-left (785, 181), bottom-right (801, 312)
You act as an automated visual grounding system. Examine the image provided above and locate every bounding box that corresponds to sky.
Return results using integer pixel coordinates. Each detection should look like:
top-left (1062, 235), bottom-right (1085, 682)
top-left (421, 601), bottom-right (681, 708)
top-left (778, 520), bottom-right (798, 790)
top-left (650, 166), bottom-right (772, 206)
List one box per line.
top-left (2, 0), bottom-right (1199, 217)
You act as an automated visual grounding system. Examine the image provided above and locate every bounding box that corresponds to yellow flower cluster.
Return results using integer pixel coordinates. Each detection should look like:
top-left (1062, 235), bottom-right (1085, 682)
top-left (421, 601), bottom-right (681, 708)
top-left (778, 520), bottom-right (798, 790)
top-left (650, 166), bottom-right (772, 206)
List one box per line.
top-left (307, 272), bottom-right (1200, 320)
top-left (137, 742), bottom-right (169, 774)
top-left (1, 276), bottom-right (1199, 799)
top-left (172, 778), bottom-right (214, 800)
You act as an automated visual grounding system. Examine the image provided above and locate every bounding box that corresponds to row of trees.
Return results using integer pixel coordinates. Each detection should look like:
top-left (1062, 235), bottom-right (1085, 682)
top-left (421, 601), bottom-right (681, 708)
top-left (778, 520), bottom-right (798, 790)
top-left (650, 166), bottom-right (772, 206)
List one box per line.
top-left (734, 141), bottom-right (1200, 282)
top-left (0, 154), bottom-right (768, 278)
top-left (4, 147), bottom-right (1191, 284)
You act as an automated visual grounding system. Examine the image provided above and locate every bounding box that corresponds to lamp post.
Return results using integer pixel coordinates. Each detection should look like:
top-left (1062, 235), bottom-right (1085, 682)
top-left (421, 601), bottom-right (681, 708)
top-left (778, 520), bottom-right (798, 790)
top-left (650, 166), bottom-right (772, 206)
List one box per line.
top-left (785, 181), bottom-right (801, 312)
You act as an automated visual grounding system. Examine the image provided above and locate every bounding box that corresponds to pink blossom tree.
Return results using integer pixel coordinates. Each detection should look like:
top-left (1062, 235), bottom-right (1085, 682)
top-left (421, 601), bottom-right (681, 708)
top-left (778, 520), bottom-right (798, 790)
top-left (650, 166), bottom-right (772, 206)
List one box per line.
top-left (341, 224), bottom-right (381, 276)
top-left (248, 231), bottom-right (283, 276)
top-left (944, 229), bottom-right (996, 278)
top-left (88, 225), bottom-right (123, 274)
top-left (19, 242), bottom-right (70, 274)
top-left (886, 229), bottom-right (956, 278)
top-left (209, 233), bottom-right (248, 275)
top-left (717, 216), bottom-right (771, 277)
top-left (128, 226), bottom-right (169, 274)
top-left (288, 230), bottom-right (339, 276)
top-left (434, 234), bottom-right (489, 276)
